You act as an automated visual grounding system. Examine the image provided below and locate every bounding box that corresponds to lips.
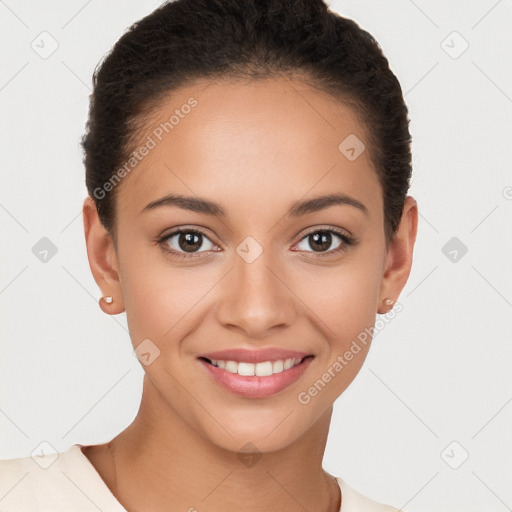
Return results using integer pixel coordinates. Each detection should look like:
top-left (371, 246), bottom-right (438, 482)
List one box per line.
top-left (197, 348), bottom-right (315, 399)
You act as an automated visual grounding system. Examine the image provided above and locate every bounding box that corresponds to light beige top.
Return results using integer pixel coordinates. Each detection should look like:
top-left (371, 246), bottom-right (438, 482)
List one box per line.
top-left (0, 444), bottom-right (405, 511)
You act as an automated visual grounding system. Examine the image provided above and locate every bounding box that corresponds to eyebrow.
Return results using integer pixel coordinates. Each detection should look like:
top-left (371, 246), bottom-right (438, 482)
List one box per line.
top-left (141, 192), bottom-right (368, 217)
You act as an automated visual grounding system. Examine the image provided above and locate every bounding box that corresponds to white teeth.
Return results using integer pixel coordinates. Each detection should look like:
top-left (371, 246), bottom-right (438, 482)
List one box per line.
top-left (208, 357), bottom-right (304, 376)
top-left (225, 360), bottom-right (238, 373)
top-left (272, 360), bottom-right (284, 374)
top-left (238, 362), bottom-right (255, 376)
top-left (283, 358), bottom-right (295, 370)
top-left (255, 361), bottom-right (273, 377)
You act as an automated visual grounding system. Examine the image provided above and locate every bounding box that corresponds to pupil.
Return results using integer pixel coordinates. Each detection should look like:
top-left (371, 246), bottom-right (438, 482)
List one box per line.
top-left (311, 231), bottom-right (331, 252)
top-left (179, 232), bottom-right (201, 252)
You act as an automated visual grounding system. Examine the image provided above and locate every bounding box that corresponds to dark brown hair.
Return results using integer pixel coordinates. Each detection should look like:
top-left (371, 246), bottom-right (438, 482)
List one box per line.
top-left (82, 0), bottom-right (412, 245)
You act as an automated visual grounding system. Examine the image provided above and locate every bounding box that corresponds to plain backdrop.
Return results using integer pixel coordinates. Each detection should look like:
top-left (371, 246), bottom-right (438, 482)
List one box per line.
top-left (1, 1), bottom-right (511, 511)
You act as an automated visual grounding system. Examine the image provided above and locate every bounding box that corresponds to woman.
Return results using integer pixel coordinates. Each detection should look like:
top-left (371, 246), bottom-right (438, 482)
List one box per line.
top-left (0, 0), bottom-right (417, 510)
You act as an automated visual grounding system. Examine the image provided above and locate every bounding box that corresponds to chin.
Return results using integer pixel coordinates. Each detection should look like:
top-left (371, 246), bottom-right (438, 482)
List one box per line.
top-left (197, 405), bottom-right (319, 455)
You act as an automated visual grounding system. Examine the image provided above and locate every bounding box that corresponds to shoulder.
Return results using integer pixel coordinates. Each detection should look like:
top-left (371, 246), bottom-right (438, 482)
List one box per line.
top-left (0, 450), bottom-right (43, 510)
top-left (0, 444), bottom-right (124, 511)
top-left (336, 477), bottom-right (407, 512)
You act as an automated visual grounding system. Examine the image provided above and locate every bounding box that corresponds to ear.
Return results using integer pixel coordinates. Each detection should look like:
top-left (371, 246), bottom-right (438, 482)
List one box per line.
top-left (83, 196), bottom-right (125, 315)
top-left (378, 195), bottom-right (418, 314)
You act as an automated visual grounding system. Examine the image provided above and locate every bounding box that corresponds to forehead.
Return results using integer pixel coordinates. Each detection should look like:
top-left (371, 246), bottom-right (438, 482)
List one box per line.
top-left (116, 76), bottom-right (381, 220)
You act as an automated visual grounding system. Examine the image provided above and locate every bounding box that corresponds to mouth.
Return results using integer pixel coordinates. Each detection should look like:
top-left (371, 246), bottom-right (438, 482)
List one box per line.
top-left (197, 353), bottom-right (315, 399)
top-left (198, 355), bottom-right (313, 375)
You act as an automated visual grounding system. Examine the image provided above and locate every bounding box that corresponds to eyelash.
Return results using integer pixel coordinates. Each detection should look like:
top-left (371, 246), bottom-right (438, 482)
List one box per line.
top-left (157, 226), bottom-right (356, 260)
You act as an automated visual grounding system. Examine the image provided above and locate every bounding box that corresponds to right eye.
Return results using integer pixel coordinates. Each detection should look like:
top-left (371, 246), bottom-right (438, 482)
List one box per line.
top-left (158, 228), bottom-right (219, 259)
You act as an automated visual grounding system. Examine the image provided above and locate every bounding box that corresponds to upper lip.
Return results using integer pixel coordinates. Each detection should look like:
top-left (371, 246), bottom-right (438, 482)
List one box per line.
top-left (199, 348), bottom-right (312, 364)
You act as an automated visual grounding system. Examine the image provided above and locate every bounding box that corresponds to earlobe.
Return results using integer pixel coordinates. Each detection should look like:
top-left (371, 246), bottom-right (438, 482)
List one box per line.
top-left (377, 196), bottom-right (418, 314)
top-left (82, 197), bottom-right (125, 315)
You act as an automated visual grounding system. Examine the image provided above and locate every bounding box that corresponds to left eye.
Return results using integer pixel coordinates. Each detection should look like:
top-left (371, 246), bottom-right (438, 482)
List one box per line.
top-left (295, 229), bottom-right (349, 254)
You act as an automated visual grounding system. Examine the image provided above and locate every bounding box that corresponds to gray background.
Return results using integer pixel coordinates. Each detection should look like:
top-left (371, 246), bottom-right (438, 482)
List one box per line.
top-left (1, 1), bottom-right (511, 511)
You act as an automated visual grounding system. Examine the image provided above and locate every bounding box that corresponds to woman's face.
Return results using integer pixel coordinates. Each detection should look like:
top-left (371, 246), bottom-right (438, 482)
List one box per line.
top-left (87, 76), bottom-right (415, 453)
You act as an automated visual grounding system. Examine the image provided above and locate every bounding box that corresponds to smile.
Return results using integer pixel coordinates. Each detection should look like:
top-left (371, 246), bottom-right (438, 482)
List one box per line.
top-left (197, 354), bottom-right (315, 399)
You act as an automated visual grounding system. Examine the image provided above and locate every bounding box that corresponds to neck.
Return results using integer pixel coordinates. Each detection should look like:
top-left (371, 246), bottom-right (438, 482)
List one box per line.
top-left (95, 375), bottom-right (341, 512)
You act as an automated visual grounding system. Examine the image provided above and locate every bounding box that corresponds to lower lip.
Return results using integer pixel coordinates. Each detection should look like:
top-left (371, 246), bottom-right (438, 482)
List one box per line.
top-left (198, 357), bottom-right (314, 399)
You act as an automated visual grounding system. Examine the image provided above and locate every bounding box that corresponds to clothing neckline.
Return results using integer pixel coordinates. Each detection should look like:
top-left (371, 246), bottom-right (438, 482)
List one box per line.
top-left (73, 443), bottom-right (345, 512)
top-left (74, 443), bottom-right (126, 510)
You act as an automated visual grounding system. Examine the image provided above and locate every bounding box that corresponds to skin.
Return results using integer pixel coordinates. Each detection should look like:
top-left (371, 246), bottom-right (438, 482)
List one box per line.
top-left (82, 76), bottom-right (418, 512)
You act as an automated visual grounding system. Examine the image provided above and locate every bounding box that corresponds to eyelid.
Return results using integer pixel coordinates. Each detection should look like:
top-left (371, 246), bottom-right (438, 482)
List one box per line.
top-left (295, 224), bottom-right (353, 241)
top-left (159, 225), bottom-right (217, 242)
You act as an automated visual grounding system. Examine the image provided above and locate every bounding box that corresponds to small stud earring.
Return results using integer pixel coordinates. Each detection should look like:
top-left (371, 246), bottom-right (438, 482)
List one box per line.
top-left (100, 296), bottom-right (113, 304)
top-left (383, 298), bottom-right (394, 307)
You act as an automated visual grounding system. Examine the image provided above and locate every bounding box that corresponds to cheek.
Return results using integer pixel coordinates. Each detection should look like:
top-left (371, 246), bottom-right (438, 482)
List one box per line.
top-left (288, 252), bottom-right (383, 400)
top-left (117, 240), bottom-right (206, 343)
top-left (292, 255), bottom-right (383, 341)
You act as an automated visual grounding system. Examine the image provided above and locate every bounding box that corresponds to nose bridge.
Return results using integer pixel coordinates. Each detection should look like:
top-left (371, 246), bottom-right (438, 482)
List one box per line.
top-left (216, 236), bottom-right (295, 336)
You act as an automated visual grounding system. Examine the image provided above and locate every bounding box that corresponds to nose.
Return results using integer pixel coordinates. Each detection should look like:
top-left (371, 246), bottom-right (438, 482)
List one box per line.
top-left (215, 245), bottom-right (297, 338)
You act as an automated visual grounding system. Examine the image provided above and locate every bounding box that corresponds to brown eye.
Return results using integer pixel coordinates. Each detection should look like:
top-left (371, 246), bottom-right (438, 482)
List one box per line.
top-left (177, 232), bottom-right (203, 252)
top-left (160, 229), bottom-right (217, 256)
top-left (295, 228), bottom-right (354, 256)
